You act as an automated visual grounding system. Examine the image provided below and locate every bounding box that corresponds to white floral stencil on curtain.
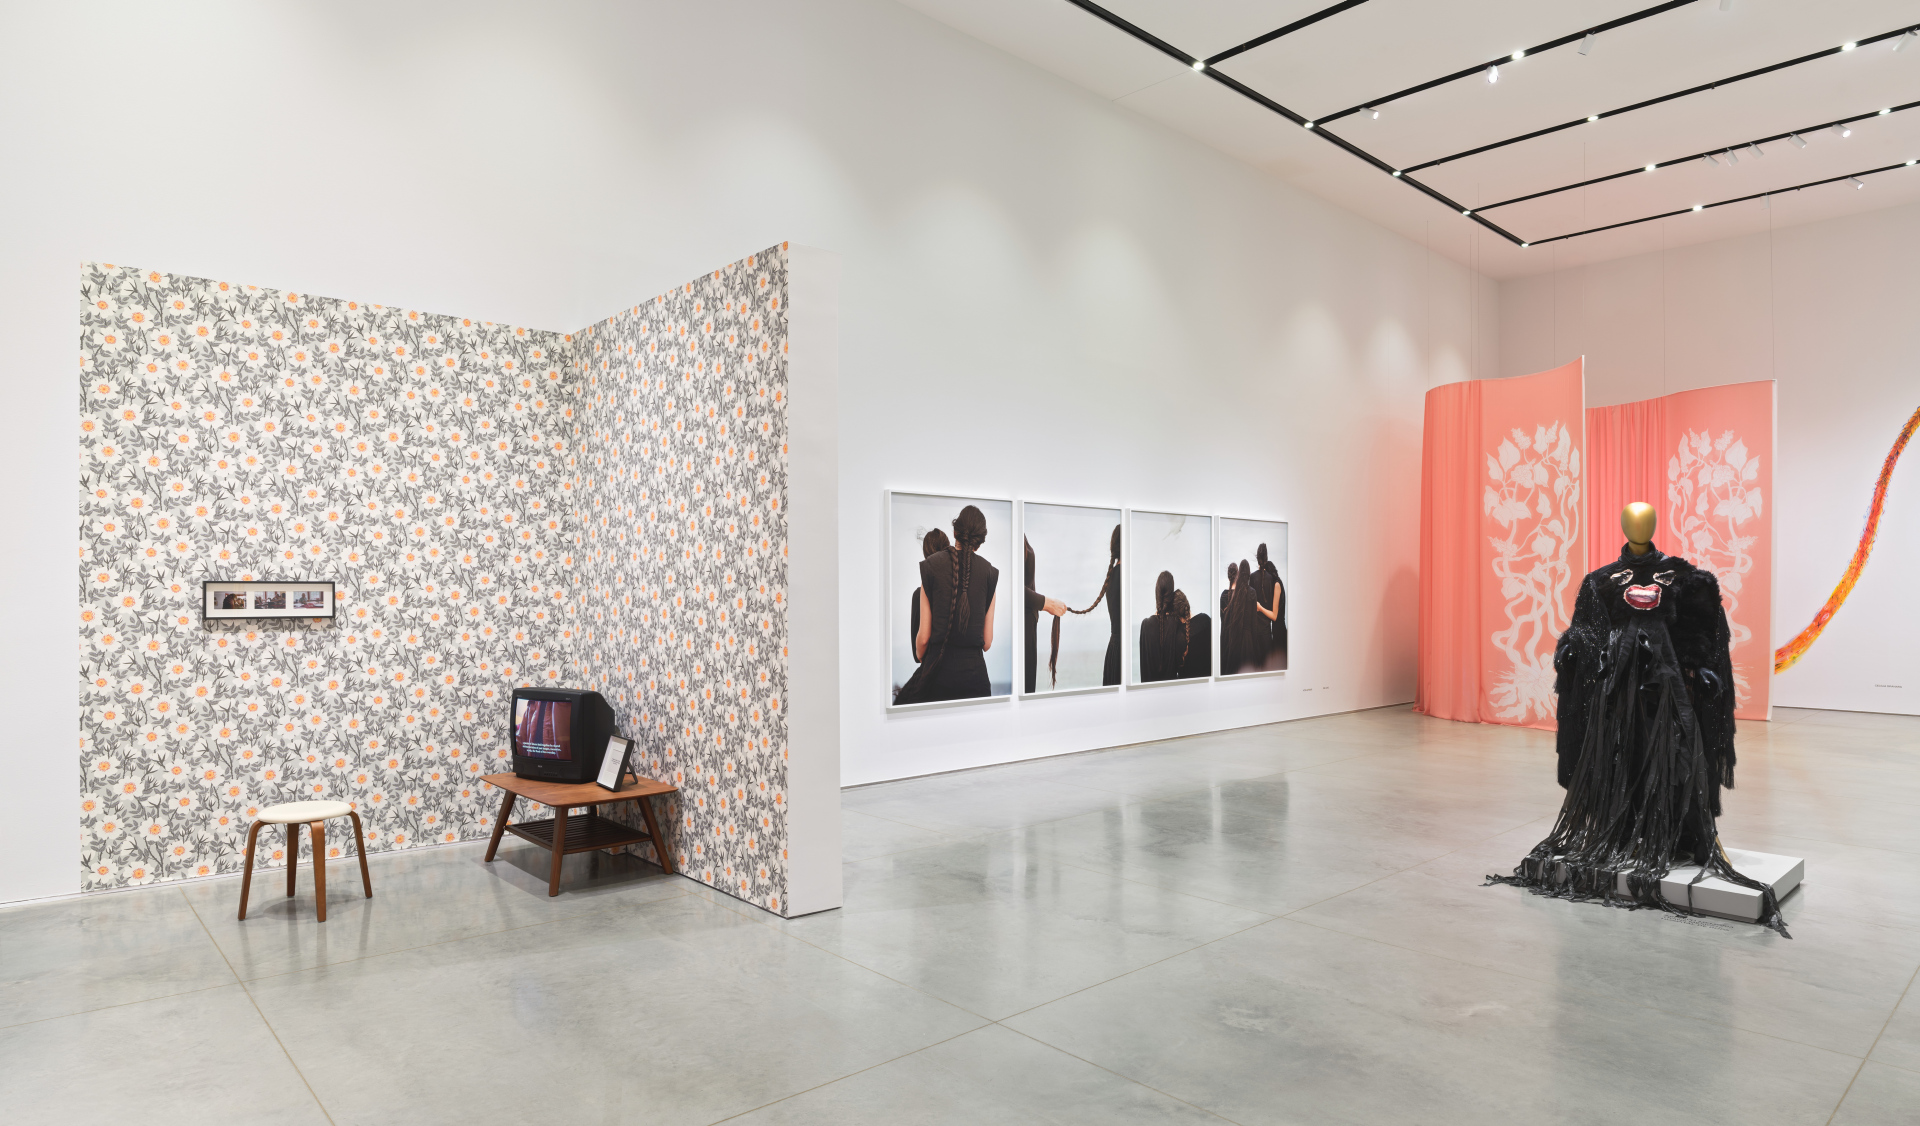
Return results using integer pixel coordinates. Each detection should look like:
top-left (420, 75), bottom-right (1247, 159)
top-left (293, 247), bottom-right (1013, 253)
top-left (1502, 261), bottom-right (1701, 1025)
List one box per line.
top-left (1668, 429), bottom-right (1760, 704)
top-left (1484, 422), bottom-right (1582, 722)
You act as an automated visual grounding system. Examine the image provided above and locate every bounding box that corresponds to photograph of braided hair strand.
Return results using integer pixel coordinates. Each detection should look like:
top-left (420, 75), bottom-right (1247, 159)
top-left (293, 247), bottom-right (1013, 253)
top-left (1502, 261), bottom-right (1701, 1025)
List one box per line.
top-left (1138, 571), bottom-right (1209, 683)
top-left (1020, 509), bottom-right (1124, 694)
top-left (893, 504), bottom-right (1001, 705)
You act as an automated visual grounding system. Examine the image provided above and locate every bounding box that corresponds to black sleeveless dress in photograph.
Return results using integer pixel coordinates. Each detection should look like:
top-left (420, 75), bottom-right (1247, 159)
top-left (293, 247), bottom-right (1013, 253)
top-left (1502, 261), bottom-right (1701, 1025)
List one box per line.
top-left (1181, 613), bottom-right (1212, 680)
top-left (893, 549), bottom-right (999, 704)
top-left (1101, 562), bottom-right (1122, 686)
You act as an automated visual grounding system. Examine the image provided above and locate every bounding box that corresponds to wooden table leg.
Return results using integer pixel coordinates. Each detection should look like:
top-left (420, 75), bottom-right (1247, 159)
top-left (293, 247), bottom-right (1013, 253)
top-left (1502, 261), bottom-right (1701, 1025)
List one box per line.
top-left (286, 823), bottom-right (299, 897)
top-left (484, 788), bottom-right (515, 862)
top-left (548, 805), bottom-right (568, 896)
top-left (349, 810), bottom-right (373, 898)
top-left (637, 795), bottom-right (675, 875)
top-left (238, 820), bottom-right (265, 920)
top-left (311, 822), bottom-right (327, 922)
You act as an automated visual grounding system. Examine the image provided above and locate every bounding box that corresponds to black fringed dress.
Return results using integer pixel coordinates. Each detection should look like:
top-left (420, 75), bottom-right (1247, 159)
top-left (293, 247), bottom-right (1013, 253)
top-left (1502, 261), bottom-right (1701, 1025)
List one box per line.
top-left (1489, 544), bottom-right (1790, 937)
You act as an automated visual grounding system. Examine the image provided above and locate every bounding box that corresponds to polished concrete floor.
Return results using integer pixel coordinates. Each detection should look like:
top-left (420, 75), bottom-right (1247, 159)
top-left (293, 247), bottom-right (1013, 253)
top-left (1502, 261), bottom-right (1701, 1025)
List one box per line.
top-left (5, 705), bottom-right (1919, 1124)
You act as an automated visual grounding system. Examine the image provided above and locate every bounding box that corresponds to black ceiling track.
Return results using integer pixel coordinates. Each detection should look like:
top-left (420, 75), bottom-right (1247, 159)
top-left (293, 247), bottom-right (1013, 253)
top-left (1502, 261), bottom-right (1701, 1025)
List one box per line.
top-left (1314, 0), bottom-right (1707, 128)
top-left (1204, 0), bottom-right (1375, 68)
top-left (1526, 160), bottom-right (1920, 245)
top-left (1060, 0), bottom-right (1526, 246)
top-left (1399, 25), bottom-right (1919, 175)
top-left (1476, 100), bottom-right (1920, 214)
top-left (1060, 0), bottom-right (1920, 248)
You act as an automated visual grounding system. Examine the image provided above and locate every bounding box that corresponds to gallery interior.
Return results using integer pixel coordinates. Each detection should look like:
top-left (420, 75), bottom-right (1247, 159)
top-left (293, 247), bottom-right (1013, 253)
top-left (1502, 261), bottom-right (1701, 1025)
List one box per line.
top-left (6, 1), bottom-right (1920, 1123)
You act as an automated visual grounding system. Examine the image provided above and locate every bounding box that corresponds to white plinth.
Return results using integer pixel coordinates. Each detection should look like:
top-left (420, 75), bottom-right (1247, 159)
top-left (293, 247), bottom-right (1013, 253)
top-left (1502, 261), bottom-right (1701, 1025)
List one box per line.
top-left (1612, 848), bottom-right (1803, 923)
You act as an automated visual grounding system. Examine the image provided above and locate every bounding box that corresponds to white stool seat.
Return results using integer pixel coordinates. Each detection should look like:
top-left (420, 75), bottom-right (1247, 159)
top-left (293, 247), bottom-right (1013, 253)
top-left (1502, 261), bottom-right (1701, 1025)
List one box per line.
top-left (256, 800), bottom-right (353, 824)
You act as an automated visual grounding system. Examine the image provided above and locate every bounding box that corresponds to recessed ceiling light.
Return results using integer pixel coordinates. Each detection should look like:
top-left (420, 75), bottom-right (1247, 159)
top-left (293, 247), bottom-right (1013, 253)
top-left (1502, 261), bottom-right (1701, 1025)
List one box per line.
top-left (1832, 123), bottom-right (1852, 138)
top-left (1789, 133), bottom-right (1808, 148)
top-left (1192, 60), bottom-right (1205, 71)
top-left (1850, 176), bottom-right (1867, 188)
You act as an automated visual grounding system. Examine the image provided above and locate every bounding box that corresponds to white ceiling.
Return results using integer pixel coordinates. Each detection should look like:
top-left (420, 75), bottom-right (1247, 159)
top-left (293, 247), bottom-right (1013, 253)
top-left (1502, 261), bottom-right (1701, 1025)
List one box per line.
top-left (896, 0), bottom-right (1920, 278)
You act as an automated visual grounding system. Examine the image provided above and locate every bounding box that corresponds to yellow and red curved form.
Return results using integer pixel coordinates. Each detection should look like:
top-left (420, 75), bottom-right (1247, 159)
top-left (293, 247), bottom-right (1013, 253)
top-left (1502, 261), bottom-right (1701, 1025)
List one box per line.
top-left (1775, 404), bottom-right (1920, 673)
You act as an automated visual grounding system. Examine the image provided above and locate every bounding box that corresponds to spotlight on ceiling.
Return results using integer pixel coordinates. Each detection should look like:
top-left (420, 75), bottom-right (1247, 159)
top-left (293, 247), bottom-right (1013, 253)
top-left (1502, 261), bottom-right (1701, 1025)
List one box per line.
top-left (1487, 65), bottom-right (1500, 84)
top-left (1511, 50), bottom-right (1524, 61)
top-left (1881, 108), bottom-right (1892, 115)
top-left (1701, 153), bottom-right (1720, 168)
top-left (1366, 106), bottom-right (1380, 119)
top-left (1644, 163), bottom-right (1657, 173)
top-left (1749, 143), bottom-right (1765, 158)
top-left (1899, 29), bottom-right (1918, 51)
top-left (1832, 123), bottom-right (1852, 138)
top-left (1843, 41), bottom-right (1858, 52)
top-left (1192, 59), bottom-right (1205, 71)
top-left (1719, 0), bottom-right (1734, 10)
top-left (1587, 115), bottom-right (1599, 123)
top-left (1692, 204), bottom-right (1704, 211)
top-left (1579, 32), bottom-right (1595, 55)
top-left (1462, 209), bottom-right (1472, 216)
top-left (1761, 193), bottom-right (1770, 209)
top-left (1725, 149), bottom-right (1739, 165)
top-left (1520, 242), bottom-right (1529, 248)
top-left (1851, 176), bottom-right (1867, 189)
top-left (1304, 120), bottom-right (1315, 129)
top-left (1910, 159), bottom-right (1918, 166)
top-left (1391, 169), bottom-right (1402, 176)
top-left (1789, 133), bottom-right (1808, 148)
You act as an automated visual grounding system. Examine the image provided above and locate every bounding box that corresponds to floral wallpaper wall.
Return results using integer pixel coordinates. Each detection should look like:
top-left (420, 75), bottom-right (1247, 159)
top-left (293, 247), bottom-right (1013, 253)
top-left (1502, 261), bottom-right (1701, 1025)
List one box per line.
top-left (563, 246), bottom-right (793, 914)
top-left (80, 263), bottom-right (576, 891)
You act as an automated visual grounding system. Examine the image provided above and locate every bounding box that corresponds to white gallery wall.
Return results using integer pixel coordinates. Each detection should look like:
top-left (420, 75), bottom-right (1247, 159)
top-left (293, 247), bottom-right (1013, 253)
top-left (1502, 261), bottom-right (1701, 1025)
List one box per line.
top-left (1501, 202), bottom-right (1920, 716)
top-left (2, 0), bottom-right (1495, 903)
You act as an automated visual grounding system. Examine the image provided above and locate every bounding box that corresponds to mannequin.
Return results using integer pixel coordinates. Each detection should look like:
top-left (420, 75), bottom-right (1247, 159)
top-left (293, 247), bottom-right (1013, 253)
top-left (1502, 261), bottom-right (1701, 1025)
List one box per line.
top-left (1489, 503), bottom-right (1789, 936)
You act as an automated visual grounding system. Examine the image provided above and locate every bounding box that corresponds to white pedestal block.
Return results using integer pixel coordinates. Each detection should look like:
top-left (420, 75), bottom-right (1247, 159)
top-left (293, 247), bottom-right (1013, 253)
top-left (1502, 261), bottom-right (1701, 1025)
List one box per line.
top-left (1621, 848), bottom-right (1804, 923)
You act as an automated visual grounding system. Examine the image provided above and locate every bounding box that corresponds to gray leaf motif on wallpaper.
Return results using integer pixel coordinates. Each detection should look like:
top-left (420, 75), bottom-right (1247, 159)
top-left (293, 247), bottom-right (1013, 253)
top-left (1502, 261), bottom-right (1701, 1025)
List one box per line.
top-left (78, 248), bottom-right (793, 913)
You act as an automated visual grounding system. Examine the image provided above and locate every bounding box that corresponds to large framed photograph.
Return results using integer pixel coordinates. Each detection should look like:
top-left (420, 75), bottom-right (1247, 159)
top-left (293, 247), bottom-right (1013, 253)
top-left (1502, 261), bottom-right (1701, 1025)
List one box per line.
top-left (1019, 501), bottom-right (1123, 696)
top-left (203, 580), bottom-right (336, 622)
top-left (1218, 517), bottom-right (1288, 676)
top-left (887, 491), bottom-right (1014, 708)
top-left (1128, 510), bottom-right (1212, 685)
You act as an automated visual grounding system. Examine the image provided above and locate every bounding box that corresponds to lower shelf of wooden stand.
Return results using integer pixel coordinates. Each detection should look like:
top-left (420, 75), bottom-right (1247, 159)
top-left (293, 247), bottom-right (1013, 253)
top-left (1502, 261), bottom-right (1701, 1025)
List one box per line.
top-left (506, 814), bottom-right (654, 855)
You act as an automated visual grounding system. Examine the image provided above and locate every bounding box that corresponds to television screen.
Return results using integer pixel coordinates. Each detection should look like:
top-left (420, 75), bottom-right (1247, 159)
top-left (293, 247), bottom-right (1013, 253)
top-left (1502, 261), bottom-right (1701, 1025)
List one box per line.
top-left (514, 696), bottom-right (574, 760)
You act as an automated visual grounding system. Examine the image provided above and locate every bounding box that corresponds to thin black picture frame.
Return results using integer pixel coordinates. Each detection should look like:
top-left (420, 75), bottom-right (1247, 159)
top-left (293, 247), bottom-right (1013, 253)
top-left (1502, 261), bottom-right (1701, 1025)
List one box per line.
top-left (595, 734), bottom-right (634, 792)
top-left (202, 580), bottom-right (337, 623)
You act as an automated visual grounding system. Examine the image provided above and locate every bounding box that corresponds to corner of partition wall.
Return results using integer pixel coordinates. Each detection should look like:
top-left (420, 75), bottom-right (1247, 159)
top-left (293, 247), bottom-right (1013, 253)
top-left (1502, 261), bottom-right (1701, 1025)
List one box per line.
top-left (781, 244), bottom-right (843, 917)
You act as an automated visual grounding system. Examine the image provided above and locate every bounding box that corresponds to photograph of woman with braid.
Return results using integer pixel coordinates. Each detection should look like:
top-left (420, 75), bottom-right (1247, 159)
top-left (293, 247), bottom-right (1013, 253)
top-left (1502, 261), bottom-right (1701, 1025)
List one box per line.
top-left (1128, 510), bottom-right (1213, 684)
top-left (1018, 503), bottom-right (1122, 694)
top-left (888, 494), bottom-right (1013, 705)
top-left (1218, 518), bottom-right (1289, 675)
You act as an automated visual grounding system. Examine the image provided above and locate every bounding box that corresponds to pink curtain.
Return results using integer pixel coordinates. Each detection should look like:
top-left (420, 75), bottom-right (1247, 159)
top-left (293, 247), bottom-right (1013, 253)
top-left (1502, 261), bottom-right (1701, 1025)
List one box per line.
top-left (1417, 359), bottom-right (1586, 728)
top-left (1585, 381), bottom-right (1774, 719)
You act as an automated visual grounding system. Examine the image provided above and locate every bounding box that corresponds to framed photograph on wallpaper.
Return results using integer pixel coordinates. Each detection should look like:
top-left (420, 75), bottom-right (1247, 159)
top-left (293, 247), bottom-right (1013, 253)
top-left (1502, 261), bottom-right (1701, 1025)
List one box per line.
top-left (1217, 517), bottom-right (1288, 677)
top-left (1018, 501), bottom-right (1123, 696)
top-left (1128, 510), bottom-right (1212, 685)
top-left (887, 491), bottom-right (1014, 708)
top-left (203, 580), bottom-right (336, 622)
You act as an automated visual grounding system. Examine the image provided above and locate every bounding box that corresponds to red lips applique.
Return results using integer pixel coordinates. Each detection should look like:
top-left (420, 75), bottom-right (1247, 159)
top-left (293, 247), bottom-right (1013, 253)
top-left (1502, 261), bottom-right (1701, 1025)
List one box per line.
top-left (1624, 584), bottom-right (1662, 610)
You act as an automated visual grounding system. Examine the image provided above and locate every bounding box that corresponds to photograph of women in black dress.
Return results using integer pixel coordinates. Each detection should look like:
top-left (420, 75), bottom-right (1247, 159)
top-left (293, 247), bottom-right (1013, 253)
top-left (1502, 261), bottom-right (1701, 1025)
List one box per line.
top-left (1019, 502), bottom-right (1122, 695)
top-left (1218, 517), bottom-right (1287, 675)
top-left (1129, 510), bottom-right (1212, 683)
top-left (889, 493), bottom-right (1013, 705)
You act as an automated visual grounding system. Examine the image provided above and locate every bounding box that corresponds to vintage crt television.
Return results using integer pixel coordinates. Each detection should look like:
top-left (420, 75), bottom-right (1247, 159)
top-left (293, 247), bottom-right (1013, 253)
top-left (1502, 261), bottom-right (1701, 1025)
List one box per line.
top-left (509, 688), bottom-right (617, 783)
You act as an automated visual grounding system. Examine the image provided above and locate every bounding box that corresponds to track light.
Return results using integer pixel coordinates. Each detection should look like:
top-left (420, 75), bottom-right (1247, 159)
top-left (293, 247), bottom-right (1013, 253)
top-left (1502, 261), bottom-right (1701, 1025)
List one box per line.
top-left (1192, 59), bottom-right (1204, 71)
top-left (1850, 176), bottom-right (1866, 189)
top-left (1521, 242), bottom-right (1529, 248)
top-left (1832, 123), bottom-right (1851, 138)
top-left (1719, 0), bottom-right (1734, 9)
top-left (1579, 33), bottom-right (1595, 56)
top-left (1462, 209), bottom-right (1472, 216)
top-left (1749, 143), bottom-right (1764, 158)
top-left (1881, 108), bottom-right (1892, 115)
top-left (1843, 42), bottom-right (1858, 52)
top-left (1701, 153), bottom-right (1720, 168)
top-left (1587, 115), bottom-right (1599, 123)
top-left (1910, 159), bottom-right (1918, 166)
top-left (1511, 50), bottom-right (1525, 61)
top-left (1789, 133), bottom-right (1808, 148)
top-left (1644, 164), bottom-right (1657, 173)
top-left (1391, 169), bottom-right (1401, 176)
top-left (1366, 106), bottom-right (1379, 119)
top-left (1692, 204), bottom-right (1704, 211)
top-left (1899, 29), bottom-right (1918, 51)
top-left (1304, 120), bottom-right (1315, 129)
top-left (1487, 65), bottom-right (1499, 84)
top-left (1725, 148), bottom-right (1739, 165)
top-left (1761, 193), bottom-right (1770, 209)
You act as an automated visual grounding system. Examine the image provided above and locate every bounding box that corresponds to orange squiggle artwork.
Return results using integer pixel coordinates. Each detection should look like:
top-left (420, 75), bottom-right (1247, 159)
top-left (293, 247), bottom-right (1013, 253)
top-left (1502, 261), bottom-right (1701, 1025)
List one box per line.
top-left (1774, 404), bottom-right (1920, 673)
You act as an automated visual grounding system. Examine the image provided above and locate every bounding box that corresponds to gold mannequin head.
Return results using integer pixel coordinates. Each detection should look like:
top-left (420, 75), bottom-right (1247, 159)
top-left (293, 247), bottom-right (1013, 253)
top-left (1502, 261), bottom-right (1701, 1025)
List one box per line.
top-left (1622, 502), bottom-right (1656, 556)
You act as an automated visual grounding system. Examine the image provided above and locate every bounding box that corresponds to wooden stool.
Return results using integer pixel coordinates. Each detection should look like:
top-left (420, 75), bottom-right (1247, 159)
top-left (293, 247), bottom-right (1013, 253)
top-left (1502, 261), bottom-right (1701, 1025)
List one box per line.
top-left (238, 801), bottom-right (372, 921)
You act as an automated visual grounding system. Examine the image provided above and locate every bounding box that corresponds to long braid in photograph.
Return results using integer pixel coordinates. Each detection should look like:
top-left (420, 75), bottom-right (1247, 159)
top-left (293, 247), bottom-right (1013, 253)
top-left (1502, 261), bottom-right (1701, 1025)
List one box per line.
top-left (1048, 548), bottom-right (1119, 688)
top-left (1170, 590), bottom-right (1193, 673)
top-left (893, 505), bottom-right (987, 705)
